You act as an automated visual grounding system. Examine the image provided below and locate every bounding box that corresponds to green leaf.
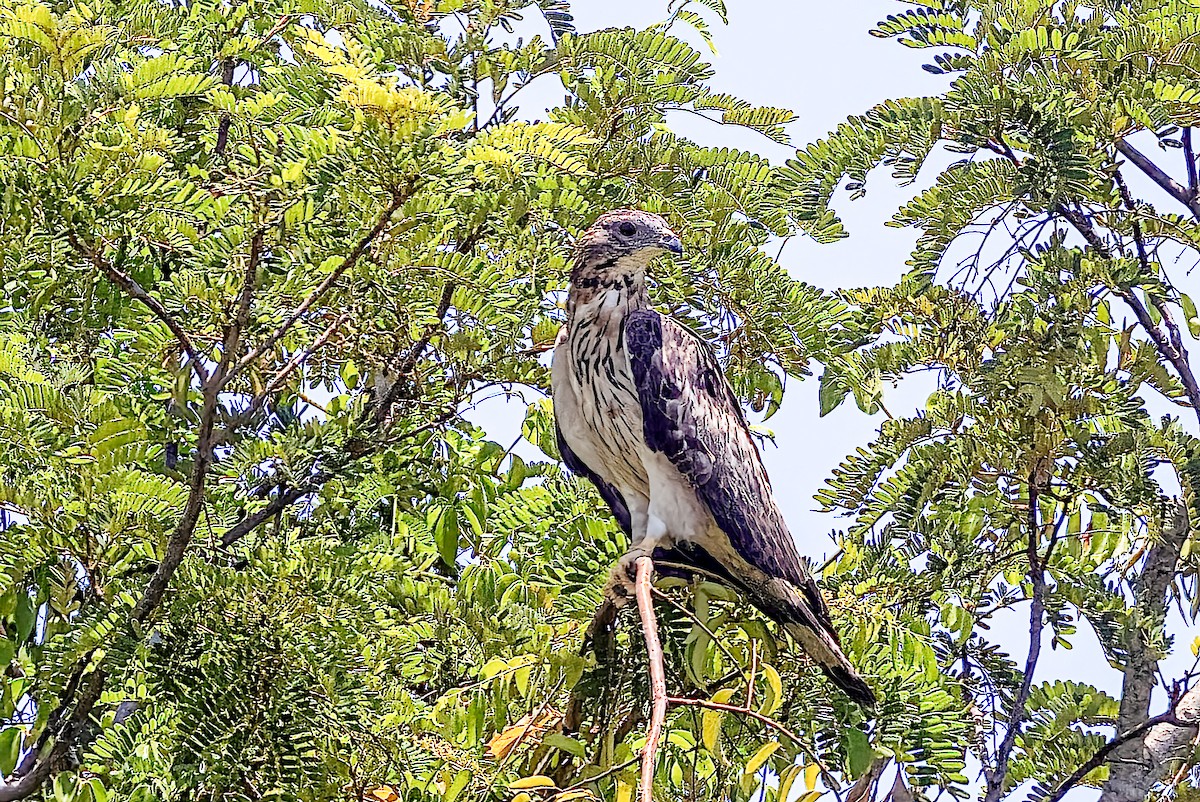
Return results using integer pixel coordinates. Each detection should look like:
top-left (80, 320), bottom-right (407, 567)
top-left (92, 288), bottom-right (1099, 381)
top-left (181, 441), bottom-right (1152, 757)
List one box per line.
top-left (542, 732), bottom-right (587, 758)
top-left (0, 727), bottom-right (21, 775)
top-left (845, 728), bottom-right (873, 778)
top-left (818, 371), bottom-right (849, 416)
top-left (1183, 294), bottom-right (1200, 338)
top-left (13, 593), bottom-right (33, 643)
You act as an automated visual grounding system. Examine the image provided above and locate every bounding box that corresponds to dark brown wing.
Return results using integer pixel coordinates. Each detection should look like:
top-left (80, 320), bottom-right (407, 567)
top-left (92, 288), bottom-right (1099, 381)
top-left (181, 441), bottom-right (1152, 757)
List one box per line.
top-left (623, 308), bottom-right (831, 627)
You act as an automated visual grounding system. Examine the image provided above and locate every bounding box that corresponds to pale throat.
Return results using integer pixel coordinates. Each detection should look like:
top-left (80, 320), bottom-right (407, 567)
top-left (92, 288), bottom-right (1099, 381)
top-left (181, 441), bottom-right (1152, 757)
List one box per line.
top-left (567, 252), bottom-right (652, 326)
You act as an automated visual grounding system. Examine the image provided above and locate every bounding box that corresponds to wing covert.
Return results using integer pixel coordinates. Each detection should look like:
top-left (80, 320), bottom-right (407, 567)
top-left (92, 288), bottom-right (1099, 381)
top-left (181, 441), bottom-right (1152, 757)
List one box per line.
top-left (623, 309), bottom-right (828, 619)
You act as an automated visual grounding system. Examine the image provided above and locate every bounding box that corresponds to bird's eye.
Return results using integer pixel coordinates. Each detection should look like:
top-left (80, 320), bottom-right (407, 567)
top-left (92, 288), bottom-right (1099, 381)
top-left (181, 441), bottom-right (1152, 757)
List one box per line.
top-left (618, 221), bottom-right (637, 236)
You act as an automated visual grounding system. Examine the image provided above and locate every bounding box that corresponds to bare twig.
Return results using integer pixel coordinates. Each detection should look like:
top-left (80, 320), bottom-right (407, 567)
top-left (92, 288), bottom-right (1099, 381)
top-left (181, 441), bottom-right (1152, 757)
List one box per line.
top-left (636, 556), bottom-right (666, 802)
top-left (68, 231), bottom-right (209, 384)
top-left (229, 187), bottom-right (410, 383)
top-left (651, 587), bottom-right (744, 673)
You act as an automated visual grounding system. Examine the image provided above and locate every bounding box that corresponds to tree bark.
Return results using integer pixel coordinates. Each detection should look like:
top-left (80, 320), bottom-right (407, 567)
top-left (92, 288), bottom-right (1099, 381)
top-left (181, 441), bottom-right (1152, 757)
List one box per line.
top-left (1100, 503), bottom-right (1192, 802)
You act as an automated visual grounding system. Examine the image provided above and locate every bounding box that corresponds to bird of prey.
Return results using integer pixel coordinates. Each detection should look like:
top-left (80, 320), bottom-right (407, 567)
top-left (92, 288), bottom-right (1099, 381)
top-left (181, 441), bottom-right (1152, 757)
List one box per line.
top-left (551, 209), bottom-right (875, 707)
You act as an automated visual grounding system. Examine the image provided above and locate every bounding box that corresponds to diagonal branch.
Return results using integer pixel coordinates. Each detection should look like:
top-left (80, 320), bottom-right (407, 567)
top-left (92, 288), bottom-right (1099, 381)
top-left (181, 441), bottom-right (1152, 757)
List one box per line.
top-left (1047, 707), bottom-right (1195, 802)
top-left (228, 186), bottom-right (411, 384)
top-left (67, 231), bottom-right (209, 385)
top-left (0, 669), bottom-right (106, 802)
top-left (220, 484), bottom-right (315, 548)
top-left (1115, 139), bottom-right (1200, 220)
top-left (1056, 203), bottom-right (1200, 428)
top-left (215, 313), bottom-right (349, 444)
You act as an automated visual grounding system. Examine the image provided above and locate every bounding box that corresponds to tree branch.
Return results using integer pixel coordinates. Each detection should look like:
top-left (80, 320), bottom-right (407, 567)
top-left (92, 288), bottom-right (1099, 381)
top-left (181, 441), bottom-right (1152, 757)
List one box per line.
top-left (220, 484), bottom-right (314, 547)
top-left (215, 313), bottom-right (349, 444)
top-left (982, 475), bottom-right (1047, 802)
top-left (636, 556), bottom-right (666, 802)
top-left (67, 231), bottom-right (209, 385)
top-left (1101, 506), bottom-right (1193, 802)
top-left (1184, 128), bottom-right (1198, 196)
top-left (214, 229), bottom-right (263, 389)
top-left (228, 187), bottom-right (411, 384)
top-left (1115, 139), bottom-right (1200, 220)
top-left (0, 669), bottom-right (106, 801)
top-left (1048, 706), bottom-right (1195, 802)
top-left (1056, 203), bottom-right (1200, 428)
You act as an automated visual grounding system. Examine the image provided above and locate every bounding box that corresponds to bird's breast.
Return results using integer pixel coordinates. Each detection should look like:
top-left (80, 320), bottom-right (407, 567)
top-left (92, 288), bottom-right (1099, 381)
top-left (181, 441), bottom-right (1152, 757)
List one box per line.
top-left (559, 319), bottom-right (649, 496)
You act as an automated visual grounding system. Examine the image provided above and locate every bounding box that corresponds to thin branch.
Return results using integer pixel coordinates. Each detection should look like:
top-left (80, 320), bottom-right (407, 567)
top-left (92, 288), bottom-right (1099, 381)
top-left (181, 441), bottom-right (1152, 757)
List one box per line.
top-left (561, 754), bottom-right (642, 792)
top-left (636, 556), bottom-right (667, 802)
top-left (229, 186), bottom-right (411, 383)
top-left (1115, 139), bottom-right (1200, 220)
top-left (214, 229), bottom-right (264, 388)
top-left (220, 485), bottom-right (313, 547)
top-left (651, 587), bottom-right (744, 673)
top-left (67, 231), bottom-right (209, 384)
top-left (214, 58), bottom-right (236, 157)
top-left (982, 474), bottom-right (1048, 802)
top-left (1184, 128), bottom-right (1198, 196)
top-left (665, 696), bottom-right (839, 790)
top-left (131, 396), bottom-right (218, 622)
top-left (1056, 203), bottom-right (1200, 429)
top-left (217, 313), bottom-right (349, 441)
top-left (1046, 709), bottom-right (1193, 802)
top-left (218, 408), bottom-right (457, 549)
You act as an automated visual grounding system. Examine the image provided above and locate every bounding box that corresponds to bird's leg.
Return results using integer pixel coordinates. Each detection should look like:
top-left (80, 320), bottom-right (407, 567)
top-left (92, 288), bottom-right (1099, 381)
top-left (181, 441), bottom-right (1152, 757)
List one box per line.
top-left (603, 500), bottom-right (657, 604)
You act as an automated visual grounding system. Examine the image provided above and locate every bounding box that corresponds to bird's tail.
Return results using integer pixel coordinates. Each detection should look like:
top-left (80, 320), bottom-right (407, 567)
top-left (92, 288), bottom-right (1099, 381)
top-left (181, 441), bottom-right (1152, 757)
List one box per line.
top-left (781, 620), bottom-right (876, 708)
top-left (745, 579), bottom-right (877, 709)
top-left (650, 544), bottom-right (876, 707)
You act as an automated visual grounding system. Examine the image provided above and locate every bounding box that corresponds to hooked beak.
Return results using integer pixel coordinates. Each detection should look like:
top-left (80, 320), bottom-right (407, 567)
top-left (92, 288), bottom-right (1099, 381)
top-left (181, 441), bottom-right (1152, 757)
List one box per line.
top-left (662, 235), bottom-right (683, 255)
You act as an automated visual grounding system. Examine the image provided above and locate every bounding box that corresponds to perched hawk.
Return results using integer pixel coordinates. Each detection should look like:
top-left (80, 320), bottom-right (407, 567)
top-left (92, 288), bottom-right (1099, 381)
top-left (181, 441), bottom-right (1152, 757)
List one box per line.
top-left (551, 209), bottom-right (875, 707)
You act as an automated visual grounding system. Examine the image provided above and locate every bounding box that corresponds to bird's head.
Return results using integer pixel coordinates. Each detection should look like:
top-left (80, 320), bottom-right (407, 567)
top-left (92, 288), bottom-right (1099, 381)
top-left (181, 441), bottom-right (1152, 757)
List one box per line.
top-left (571, 209), bottom-right (683, 289)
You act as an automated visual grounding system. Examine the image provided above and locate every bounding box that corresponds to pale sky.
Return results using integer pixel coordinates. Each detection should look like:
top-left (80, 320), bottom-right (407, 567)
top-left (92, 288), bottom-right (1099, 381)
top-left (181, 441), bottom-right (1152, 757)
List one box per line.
top-left (465, 0), bottom-right (1195, 759)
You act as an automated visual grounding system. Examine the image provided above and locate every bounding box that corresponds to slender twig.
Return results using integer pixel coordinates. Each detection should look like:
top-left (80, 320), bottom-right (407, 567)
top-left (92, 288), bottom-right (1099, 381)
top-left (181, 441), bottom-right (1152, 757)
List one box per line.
top-left (651, 587), bottom-right (744, 673)
top-left (1184, 128), bottom-right (1198, 196)
top-left (67, 231), bottom-right (209, 384)
top-left (560, 754), bottom-right (642, 792)
top-left (982, 474), bottom-right (1048, 802)
top-left (1044, 709), bottom-right (1193, 802)
top-left (214, 58), bottom-right (236, 157)
top-left (665, 697), bottom-right (839, 790)
top-left (219, 313), bottom-right (349, 440)
top-left (1056, 203), bottom-right (1200, 429)
top-left (636, 556), bottom-right (666, 802)
top-left (229, 187), bottom-right (411, 382)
